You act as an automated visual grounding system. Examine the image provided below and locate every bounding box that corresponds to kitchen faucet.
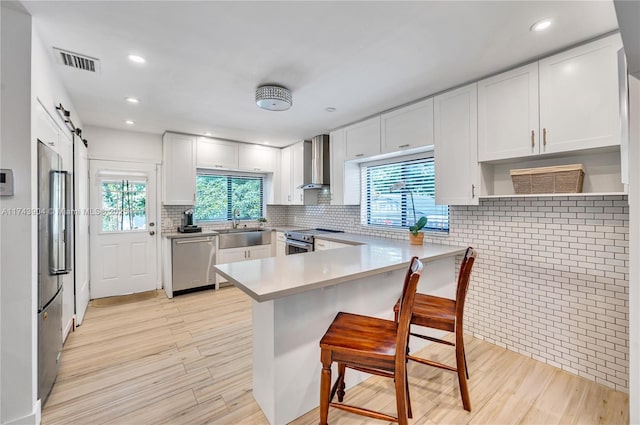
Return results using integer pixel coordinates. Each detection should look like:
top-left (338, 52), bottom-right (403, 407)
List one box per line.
top-left (232, 208), bottom-right (240, 229)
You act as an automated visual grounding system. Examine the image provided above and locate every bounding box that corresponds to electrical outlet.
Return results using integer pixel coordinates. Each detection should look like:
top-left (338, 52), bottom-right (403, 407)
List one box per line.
top-left (348, 218), bottom-right (355, 226)
top-left (164, 218), bottom-right (173, 228)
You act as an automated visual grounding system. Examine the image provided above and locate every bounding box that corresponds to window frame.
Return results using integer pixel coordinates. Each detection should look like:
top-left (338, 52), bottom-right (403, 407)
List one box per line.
top-left (360, 151), bottom-right (449, 234)
top-left (194, 169), bottom-right (265, 223)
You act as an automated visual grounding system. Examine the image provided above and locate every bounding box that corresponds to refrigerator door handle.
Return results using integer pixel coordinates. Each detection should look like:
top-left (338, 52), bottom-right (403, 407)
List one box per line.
top-left (50, 170), bottom-right (71, 275)
top-left (64, 171), bottom-right (72, 273)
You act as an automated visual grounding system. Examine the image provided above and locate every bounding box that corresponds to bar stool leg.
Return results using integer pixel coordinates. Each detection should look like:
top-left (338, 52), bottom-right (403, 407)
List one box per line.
top-left (337, 363), bottom-right (346, 402)
top-left (320, 350), bottom-right (332, 425)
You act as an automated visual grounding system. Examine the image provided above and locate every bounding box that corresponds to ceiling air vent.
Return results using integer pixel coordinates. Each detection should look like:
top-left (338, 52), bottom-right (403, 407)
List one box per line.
top-left (53, 47), bottom-right (100, 73)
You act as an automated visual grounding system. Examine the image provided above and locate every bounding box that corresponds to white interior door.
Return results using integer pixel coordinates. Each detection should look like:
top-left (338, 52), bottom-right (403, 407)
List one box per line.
top-left (74, 138), bottom-right (90, 323)
top-left (90, 160), bottom-right (158, 299)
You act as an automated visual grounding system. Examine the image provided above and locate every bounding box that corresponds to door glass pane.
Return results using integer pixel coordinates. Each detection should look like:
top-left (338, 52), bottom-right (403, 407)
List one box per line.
top-left (101, 180), bottom-right (147, 232)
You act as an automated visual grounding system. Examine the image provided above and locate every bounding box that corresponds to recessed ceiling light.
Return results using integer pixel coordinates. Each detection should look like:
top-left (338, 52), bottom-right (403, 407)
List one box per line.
top-left (262, 141), bottom-right (270, 145)
top-left (125, 97), bottom-right (140, 104)
top-left (531, 18), bottom-right (552, 32)
top-left (127, 54), bottom-right (146, 64)
top-left (325, 107), bottom-right (336, 112)
top-left (125, 120), bottom-right (135, 125)
top-left (203, 132), bottom-right (212, 136)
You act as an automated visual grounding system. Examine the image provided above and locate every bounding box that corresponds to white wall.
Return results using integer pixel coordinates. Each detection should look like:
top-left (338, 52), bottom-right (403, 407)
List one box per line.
top-left (84, 126), bottom-right (162, 164)
top-left (31, 26), bottom-right (84, 343)
top-left (628, 75), bottom-right (639, 425)
top-left (0, 3), bottom-right (38, 425)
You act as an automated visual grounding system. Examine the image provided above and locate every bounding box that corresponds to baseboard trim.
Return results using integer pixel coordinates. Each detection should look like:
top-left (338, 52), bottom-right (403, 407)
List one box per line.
top-left (4, 399), bottom-right (41, 425)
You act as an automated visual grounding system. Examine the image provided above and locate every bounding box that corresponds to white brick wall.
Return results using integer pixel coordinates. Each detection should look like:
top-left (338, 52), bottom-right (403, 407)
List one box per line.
top-left (267, 195), bottom-right (629, 391)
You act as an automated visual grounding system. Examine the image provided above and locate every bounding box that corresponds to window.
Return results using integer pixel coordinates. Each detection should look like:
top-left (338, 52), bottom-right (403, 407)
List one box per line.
top-left (363, 155), bottom-right (449, 232)
top-left (195, 172), bottom-right (264, 222)
top-left (101, 180), bottom-right (147, 232)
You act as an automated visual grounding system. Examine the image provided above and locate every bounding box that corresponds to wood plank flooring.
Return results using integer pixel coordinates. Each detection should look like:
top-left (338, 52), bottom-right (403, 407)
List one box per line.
top-left (42, 287), bottom-right (629, 425)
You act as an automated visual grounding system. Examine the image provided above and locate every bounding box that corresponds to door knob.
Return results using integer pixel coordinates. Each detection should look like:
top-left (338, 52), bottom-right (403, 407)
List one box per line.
top-left (149, 222), bottom-right (155, 227)
top-left (149, 230), bottom-right (155, 236)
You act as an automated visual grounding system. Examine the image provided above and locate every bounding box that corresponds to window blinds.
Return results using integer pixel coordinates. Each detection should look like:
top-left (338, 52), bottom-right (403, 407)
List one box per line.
top-left (362, 156), bottom-right (449, 232)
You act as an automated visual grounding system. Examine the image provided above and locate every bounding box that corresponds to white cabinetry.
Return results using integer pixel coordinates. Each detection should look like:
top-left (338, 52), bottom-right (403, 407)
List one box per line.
top-left (329, 129), bottom-right (360, 205)
top-left (381, 98), bottom-right (434, 154)
top-left (196, 137), bottom-right (239, 170)
top-left (276, 232), bottom-right (286, 257)
top-left (315, 239), bottom-right (356, 251)
top-left (163, 133), bottom-right (196, 205)
top-left (239, 144), bottom-right (278, 172)
top-left (478, 34), bottom-right (622, 162)
top-left (478, 62), bottom-right (540, 161)
top-left (344, 116), bottom-right (381, 160)
top-left (217, 244), bottom-right (273, 284)
top-left (539, 34), bottom-right (621, 154)
top-left (434, 83), bottom-right (479, 205)
top-left (278, 141), bottom-right (317, 205)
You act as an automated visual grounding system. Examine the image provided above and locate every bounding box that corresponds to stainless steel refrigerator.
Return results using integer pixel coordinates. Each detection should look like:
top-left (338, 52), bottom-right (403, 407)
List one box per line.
top-left (38, 141), bottom-right (71, 405)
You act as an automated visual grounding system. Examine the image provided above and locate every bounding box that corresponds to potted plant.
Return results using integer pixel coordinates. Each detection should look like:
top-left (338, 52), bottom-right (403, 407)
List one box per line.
top-left (390, 182), bottom-right (427, 245)
top-left (257, 217), bottom-right (268, 228)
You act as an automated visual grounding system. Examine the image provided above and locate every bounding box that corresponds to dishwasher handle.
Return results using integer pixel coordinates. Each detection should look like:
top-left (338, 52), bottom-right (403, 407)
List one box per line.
top-left (175, 237), bottom-right (214, 245)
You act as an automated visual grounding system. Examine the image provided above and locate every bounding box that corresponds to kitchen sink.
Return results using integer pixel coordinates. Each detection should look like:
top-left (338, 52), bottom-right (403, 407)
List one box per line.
top-left (217, 228), bottom-right (271, 249)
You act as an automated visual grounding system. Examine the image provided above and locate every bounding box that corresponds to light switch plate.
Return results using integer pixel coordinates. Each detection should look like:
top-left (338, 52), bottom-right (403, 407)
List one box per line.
top-left (0, 169), bottom-right (14, 196)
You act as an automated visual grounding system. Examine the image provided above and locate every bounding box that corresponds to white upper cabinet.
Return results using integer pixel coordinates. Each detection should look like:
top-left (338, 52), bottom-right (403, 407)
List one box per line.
top-left (381, 98), bottom-right (434, 154)
top-left (196, 137), bottom-right (239, 170)
top-left (344, 116), bottom-right (381, 160)
top-left (478, 62), bottom-right (540, 161)
top-left (290, 141), bottom-right (305, 205)
top-left (163, 133), bottom-right (196, 205)
top-left (329, 129), bottom-right (345, 206)
top-left (434, 83), bottom-right (479, 205)
top-left (279, 146), bottom-right (292, 204)
top-left (539, 34), bottom-right (622, 154)
top-left (238, 144), bottom-right (277, 172)
top-left (478, 34), bottom-right (622, 162)
top-left (277, 142), bottom-right (317, 205)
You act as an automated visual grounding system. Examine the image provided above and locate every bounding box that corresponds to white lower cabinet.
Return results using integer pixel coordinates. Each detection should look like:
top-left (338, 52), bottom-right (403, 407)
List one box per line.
top-left (276, 232), bottom-right (286, 257)
top-left (315, 239), bottom-right (355, 251)
top-left (217, 244), bottom-right (273, 284)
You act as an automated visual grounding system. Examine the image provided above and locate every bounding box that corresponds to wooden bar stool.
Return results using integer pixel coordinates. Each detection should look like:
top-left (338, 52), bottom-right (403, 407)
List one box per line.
top-left (394, 247), bottom-right (477, 411)
top-left (318, 257), bottom-right (423, 425)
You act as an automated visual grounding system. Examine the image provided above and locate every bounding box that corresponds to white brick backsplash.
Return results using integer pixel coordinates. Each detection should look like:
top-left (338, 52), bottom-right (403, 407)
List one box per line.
top-left (261, 194), bottom-right (628, 391)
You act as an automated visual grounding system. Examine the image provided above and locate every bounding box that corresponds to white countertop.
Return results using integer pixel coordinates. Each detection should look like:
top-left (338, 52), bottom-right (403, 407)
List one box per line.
top-left (214, 234), bottom-right (466, 302)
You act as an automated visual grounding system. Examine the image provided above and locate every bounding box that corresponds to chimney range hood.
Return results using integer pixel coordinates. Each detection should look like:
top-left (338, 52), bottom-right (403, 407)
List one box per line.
top-left (299, 134), bottom-right (330, 189)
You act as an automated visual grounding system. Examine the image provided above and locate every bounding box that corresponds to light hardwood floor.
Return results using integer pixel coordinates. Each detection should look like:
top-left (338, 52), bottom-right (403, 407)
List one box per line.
top-left (42, 287), bottom-right (629, 425)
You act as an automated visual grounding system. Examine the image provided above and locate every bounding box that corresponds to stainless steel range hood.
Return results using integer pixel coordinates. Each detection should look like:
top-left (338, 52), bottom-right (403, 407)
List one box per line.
top-left (299, 134), bottom-right (330, 189)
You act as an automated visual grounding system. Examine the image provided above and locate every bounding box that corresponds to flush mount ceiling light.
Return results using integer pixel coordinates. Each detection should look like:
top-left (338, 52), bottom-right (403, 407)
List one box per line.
top-left (531, 18), bottom-right (552, 32)
top-left (255, 85), bottom-right (292, 111)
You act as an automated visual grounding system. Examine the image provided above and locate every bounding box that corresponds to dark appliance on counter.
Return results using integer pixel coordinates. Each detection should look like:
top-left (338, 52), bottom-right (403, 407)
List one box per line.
top-left (178, 208), bottom-right (202, 233)
top-left (284, 228), bottom-right (344, 255)
top-left (38, 141), bottom-right (72, 406)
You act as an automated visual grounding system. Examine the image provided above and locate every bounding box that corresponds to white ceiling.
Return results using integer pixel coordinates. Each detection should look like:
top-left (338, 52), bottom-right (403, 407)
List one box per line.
top-left (25, 1), bottom-right (618, 147)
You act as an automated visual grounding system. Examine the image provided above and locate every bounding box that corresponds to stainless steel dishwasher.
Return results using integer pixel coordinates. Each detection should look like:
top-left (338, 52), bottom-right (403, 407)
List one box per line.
top-left (171, 235), bottom-right (216, 293)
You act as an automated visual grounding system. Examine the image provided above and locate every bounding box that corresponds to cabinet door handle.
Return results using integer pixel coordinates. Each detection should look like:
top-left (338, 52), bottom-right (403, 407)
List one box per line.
top-left (254, 168), bottom-right (261, 171)
top-left (398, 144), bottom-right (410, 148)
top-left (300, 194), bottom-right (303, 201)
top-left (355, 153), bottom-right (364, 157)
top-left (543, 128), bottom-right (547, 147)
top-left (531, 130), bottom-right (535, 148)
top-left (248, 250), bottom-right (251, 259)
top-left (472, 184), bottom-right (475, 199)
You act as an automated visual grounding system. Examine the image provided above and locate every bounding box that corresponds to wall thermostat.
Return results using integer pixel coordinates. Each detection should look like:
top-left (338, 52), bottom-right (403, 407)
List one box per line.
top-left (0, 169), bottom-right (14, 196)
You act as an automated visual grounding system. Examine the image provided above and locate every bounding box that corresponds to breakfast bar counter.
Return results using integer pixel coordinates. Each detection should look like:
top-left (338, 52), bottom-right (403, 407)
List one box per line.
top-left (214, 237), bottom-right (466, 425)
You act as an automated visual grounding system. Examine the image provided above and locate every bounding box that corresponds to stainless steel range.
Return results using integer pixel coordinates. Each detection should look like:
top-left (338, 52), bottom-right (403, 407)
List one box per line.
top-left (284, 229), bottom-right (344, 255)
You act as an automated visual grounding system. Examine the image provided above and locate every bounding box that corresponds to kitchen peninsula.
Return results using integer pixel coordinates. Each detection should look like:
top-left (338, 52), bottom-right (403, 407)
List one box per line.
top-left (214, 236), bottom-right (466, 425)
